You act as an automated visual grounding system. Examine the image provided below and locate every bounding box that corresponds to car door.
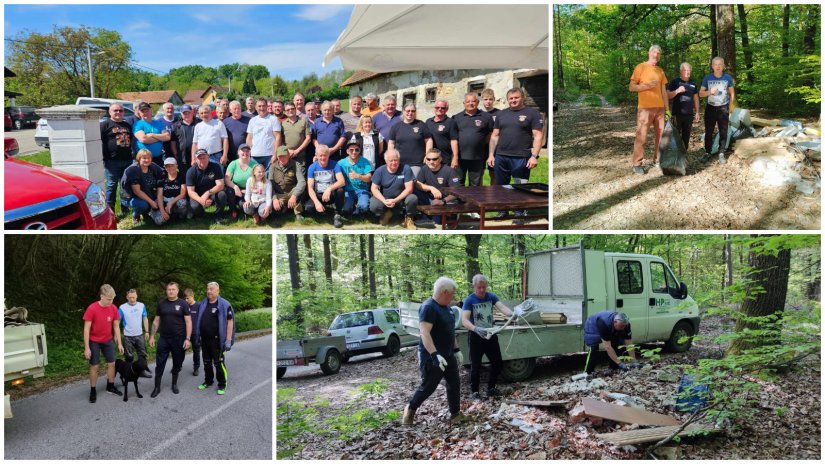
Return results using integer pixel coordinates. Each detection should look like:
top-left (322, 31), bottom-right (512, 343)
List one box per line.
top-left (611, 257), bottom-right (649, 341)
top-left (385, 309), bottom-right (416, 346)
top-left (648, 261), bottom-right (682, 340)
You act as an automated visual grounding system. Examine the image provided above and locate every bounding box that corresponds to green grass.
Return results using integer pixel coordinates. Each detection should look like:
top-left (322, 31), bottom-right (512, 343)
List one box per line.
top-left (235, 307), bottom-right (272, 332)
top-left (583, 95), bottom-right (603, 107)
top-left (22, 149), bottom-right (548, 230)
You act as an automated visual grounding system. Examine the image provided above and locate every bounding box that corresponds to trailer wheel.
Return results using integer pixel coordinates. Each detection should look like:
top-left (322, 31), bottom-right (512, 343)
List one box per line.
top-left (501, 357), bottom-right (536, 381)
top-left (665, 321), bottom-right (695, 353)
top-left (382, 335), bottom-right (401, 358)
top-left (320, 349), bottom-right (342, 375)
top-left (277, 367), bottom-right (287, 379)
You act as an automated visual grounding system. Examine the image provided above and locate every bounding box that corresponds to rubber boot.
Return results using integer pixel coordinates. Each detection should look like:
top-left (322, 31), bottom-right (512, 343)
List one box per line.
top-left (402, 404), bottom-right (415, 426)
top-left (150, 377), bottom-right (161, 398)
top-left (171, 374), bottom-right (179, 394)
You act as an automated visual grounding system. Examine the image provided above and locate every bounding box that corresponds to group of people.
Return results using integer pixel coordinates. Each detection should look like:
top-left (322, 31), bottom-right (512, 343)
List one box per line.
top-left (82, 282), bottom-right (236, 403)
top-left (100, 87), bottom-right (543, 228)
top-left (629, 44), bottom-right (736, 174)
top-left (402, 276), bottom-right (637, 425)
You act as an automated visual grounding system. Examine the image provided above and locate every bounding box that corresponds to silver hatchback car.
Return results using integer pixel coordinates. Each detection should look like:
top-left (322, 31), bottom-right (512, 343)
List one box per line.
top-left (328, 308), bottom-right (418, 361)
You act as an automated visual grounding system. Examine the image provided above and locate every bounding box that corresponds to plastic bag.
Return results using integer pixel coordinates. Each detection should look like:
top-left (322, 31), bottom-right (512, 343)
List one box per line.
top-left (513, 299), bottom-right (536, 316)
top-left (659, 119), bottom-right (688, 176)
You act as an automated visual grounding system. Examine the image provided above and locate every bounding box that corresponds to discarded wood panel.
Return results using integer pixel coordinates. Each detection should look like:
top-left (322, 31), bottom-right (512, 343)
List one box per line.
top-left (582, 397), bottom-right (679, 426)
top-left (734, 136), bottom-right (815, 160)
top-left (508, 400), bottom-right (569, 408)
top-left (541, 313), bottom-right (567, 324)
top-left (597, 424), bottom-right (707, 445)
top-left (750, 116), bottom-right (781, 127)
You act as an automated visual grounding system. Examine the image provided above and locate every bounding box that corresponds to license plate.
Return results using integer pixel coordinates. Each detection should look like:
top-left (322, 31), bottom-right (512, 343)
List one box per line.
top-left (277, 359), bottom-right (295, 366)
top-left (346, 343), bottom-right (360, 350)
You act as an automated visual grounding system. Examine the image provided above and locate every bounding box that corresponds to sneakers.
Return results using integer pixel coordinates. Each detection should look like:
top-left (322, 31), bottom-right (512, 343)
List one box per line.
top-left (471, 392), bottom-right (482, 402)
top-left (106, 383), bottom-right (123, 396)
top-left (404, 216), bottom-right (417, 230)
top-left (402, 404), bottom-right (415, 426)
top-left (718, 153), bottom-right (727, 165)
top-left (379, 210), bottom-right (393, 226)
top-left (486, 387), bottom-right (501, 397)
top-left (632, 166), bottom-right (645, 175)
top-left (653, 162), bottom-right (661, 169)
top-left (214, 216), bottom-right (225, 225)
top-left (333, 214), bottom-right (343, 228)
top-left (198, 383), bottom-right (212, 390)
top-left (217, 388), bottom-right (226, 395)
top-left (294, 213), bottom-right (305, 221)
top-left (89, 388), bottom-right (97, 403)
top-left (700, 152), bottom-right (712, 163)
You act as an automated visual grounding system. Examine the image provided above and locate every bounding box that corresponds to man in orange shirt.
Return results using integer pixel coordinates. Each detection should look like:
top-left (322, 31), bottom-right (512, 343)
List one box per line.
top-left (629, 45), bottom-right (669, 174)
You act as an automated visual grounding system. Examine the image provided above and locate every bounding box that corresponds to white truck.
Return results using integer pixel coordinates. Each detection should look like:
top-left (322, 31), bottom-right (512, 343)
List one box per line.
top-left (4, 310), bottom-right (48, 418)
top-left (400, 244), bottom-right (701, 381)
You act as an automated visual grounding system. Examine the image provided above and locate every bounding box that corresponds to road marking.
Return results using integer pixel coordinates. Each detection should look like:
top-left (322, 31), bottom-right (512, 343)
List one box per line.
top-left (140, 376), bottom-right (272, 460)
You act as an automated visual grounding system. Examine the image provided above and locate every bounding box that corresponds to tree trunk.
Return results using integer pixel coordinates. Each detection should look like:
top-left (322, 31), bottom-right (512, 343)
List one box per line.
top-left (303, 235), bottom-right (316, 292)
top-left (710, 5), bottom-right (718, 59)
top-left (285, 235), bottom-right (303, 328)
top-left (368, 235), bottom-right (377, 301)
top-left (728, 236), bottom-right (791, 355)
top-left (803, 5), bottom-right (819, 54)
top-left (554, 5), bottom-right (565, 89)
top-left (725, 235), bottom-right (733, 287)
top-left (401, 250), bottom-right (414, 300)
top-left (737, 5), bottom-right (753, 83)
top-left (359, 235), bottom-right (368, 298)
top-left (465, 235), bottom-right (482, 289)
top-left (782, 4), bottom-right (790, 58)
top-left (806, 251), bottom-right (820, 301)
top-left (716, 5), bottom-right (736, 80)
top-left (322, 234), bottom-right (332, 284)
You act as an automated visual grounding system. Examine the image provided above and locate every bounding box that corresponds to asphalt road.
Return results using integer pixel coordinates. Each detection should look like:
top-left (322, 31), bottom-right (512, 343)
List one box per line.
top-left (6, 128), bottom-right (40, 156)
top-left (5, 334), bottom-right (272, 460)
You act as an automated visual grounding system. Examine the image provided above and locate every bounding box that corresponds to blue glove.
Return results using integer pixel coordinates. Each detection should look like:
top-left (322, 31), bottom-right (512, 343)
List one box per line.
top-left (224, 340), bottom-right (232, 351)
top-left (618, 362), bottom-right (629, 371)
top-left (631, 361), bottom-right (641, 369)
top-left (430, 353), bottom-right (447, 371)
top-left (473, 326), bottom-right (488, 338)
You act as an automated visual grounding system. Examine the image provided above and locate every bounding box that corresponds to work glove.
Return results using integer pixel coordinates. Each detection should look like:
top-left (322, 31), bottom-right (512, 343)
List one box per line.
top-left (224, 340), bottom-right (232, 351)
top-left (454, 349), bottom-right (463, 366)
top-left (430, 353), bottom-right (448, 371)
top-left (631, 361), bottom-right (641, 369)
top-left (473, 326), bottom-right (488, 338)
top-left (617, 362), bottom-right (630, 372)
top-left (665, 109), bottom-right (672, 119)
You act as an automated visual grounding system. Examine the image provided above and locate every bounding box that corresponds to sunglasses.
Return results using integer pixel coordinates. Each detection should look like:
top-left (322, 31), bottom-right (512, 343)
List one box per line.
top-left (348, 147), bottom-right (361, 152)
top-left (111, 109), bottom-right (124, 112)
top-left (434, 106), bottom-right (447, 110)
top-left (425, 157), bottom-right (441, 161)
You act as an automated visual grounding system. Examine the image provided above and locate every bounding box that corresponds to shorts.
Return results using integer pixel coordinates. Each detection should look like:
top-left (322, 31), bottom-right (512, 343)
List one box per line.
top-left (89, 340), bottom-right (116, 365)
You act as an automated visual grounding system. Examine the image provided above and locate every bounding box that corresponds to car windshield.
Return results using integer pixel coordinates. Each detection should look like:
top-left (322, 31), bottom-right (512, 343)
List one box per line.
top-left (330, 311), bottom-right (374, 329)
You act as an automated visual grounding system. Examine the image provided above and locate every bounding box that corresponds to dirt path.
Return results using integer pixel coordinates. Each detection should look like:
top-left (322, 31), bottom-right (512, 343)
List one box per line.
top-left (552, 101), bottom-right (820, 230)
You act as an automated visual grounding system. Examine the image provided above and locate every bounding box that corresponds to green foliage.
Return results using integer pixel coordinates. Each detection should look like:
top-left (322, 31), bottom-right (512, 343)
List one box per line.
top-left (234, 308), bottom-right (273, 332)
top-left (583, 95), bottom-right (602, 107)
top-left (276, 388), bottom-right (316, 459)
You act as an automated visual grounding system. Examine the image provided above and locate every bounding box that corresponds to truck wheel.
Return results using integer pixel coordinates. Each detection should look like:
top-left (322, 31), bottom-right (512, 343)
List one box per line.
top-left (665, 321), bottom-right (695, 353)
top-left (277, 367), bottom-right (287, 379)
top-left (382, 335), bottom-right (401, 358)
top-left (501, 357), bottom-right (536, 382)
top-left (320, 349), bottom-right (342, 375)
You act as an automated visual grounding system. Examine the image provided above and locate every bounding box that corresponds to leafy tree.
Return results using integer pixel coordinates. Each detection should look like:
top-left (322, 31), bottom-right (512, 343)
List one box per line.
top-left (245, 64), bottom-right (270, 81)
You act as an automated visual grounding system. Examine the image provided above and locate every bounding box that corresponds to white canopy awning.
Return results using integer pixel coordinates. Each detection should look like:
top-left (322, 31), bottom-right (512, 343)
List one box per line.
top-left (324, 4), bottom-right (548, 72)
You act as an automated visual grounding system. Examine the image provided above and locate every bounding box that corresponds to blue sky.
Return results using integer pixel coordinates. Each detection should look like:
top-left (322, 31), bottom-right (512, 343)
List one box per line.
top-left (4, 4), bottom-right (353, 80)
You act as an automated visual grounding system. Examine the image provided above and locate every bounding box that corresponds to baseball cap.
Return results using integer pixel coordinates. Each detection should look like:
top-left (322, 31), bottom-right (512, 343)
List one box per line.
top-left (180, 104), bottom-right (193, 113)
top-left (238, 143), bottom-right (251, 151)
top-left (276, 145), bottom-right (290, 156)
top-left (163, 157), bottom-right (178, 166)
top-left (137, 102), bottom-right (151, 111)
top-left (195, 148), bottom-right (209, 157)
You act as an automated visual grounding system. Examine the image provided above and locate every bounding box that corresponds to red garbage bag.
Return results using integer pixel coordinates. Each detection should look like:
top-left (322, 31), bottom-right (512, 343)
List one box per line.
top-left (659, 119), bottom-right (687, 176)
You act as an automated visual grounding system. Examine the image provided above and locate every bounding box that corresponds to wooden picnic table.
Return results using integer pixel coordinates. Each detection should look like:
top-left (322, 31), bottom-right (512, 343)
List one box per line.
top-left (443, 185), bottom-right (549, 230)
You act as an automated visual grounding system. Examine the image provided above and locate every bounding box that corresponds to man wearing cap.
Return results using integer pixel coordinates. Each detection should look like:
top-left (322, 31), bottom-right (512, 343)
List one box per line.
top-left (171, 105), bottom-right (200, 172)
top-left (186, 148), bottom-right (228, 224)
top-left (305, 145), bottom-right (346, 228)
top-left (583, 311), bottom-right (638, 373)
top-left (270, 145), bottom-right (306, 220)
top-left (192, 105), bottom-right (229, 173)
top-left (337, 138), bottom-right (373, 217)
top-left (133, 102), bottom-right (171, 166)
top-left (157, 157), bottom-right (190, 223)
top-left (246, 97), bottom-right (282, 173)
top-left (223, 101), bottom-right (250, 163)
top-left (280, 102), bottom-right (312, 178)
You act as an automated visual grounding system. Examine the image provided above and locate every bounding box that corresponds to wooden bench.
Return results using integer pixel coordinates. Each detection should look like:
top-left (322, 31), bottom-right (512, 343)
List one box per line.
top-left (417, 203), bottom-right (478, 229)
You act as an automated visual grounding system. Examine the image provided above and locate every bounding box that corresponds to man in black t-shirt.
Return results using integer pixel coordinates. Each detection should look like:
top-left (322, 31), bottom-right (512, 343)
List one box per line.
top-left (157, 157), bottom-right (189, 223)
top-left (488, 88), bottom-right (543, 186)
top-left (453, 93), bottom-right (493, 186)
top-left (415, 148), bottom-right (461, 224)
top-left (186, 149), bottom-right (227, 224)
top-left (666, 62), bottom-right (700, 152)
top-left (171, 105), bottom-right (200, 171)
top-left (425, 99), bottom-right (458, 166)
top-left (100, 103), bottom-right (134, 215)
top-left (148, 282), bottom-right (191, 397)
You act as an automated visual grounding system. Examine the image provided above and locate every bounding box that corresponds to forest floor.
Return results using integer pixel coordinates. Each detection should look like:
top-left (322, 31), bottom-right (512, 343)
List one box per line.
top-left (276, 314), bottom-right (820, 459)
top-left (552, 98), bottom-right (820, 230)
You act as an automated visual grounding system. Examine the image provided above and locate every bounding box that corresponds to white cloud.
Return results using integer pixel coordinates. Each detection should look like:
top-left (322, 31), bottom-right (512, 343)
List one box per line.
top-left (125, 20), bottom-right (151, 32)
top-left (293, 5), bottom-right (351, 22)
top-left (188, 6), bottom-right (255, 27)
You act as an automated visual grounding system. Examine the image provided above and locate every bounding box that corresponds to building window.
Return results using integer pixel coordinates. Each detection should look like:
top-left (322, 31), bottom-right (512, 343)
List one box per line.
top-left (403, 91), bottom-right (417, 107)
top-left (425, 87), bottom-right (436, 103)
top-left (468, 80), bottom-right (486, 95)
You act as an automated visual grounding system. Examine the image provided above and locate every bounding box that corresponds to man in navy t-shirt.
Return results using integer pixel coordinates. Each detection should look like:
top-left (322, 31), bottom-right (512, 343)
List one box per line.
top-left (403, 277), bottom-right (467, 426)
top-left (582, 311), bottom-right (637, 373)
top-left (667, 62), bottom-right (700, 152)
top-left (186, 149), bottom-right (227, 224)
top-left (487, 88), bottom-right (543, 186)
top-left (369, 149), bottom-right (418, 229)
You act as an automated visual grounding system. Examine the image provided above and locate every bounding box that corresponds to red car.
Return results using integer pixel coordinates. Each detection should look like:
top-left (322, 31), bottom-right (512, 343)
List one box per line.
top-left (4, 138), bottom-right (117, 230)
top-left (5, 137), bottom-right (19, 156)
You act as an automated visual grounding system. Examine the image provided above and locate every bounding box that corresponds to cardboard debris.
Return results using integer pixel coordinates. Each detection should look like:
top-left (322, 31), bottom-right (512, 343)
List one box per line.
top-left (507, 399), bottom-right (569, 408)
top-left (734, 136), bottom-right (817, 160)
top-left (582, 397), bottom-right (679, 426)
top-left (596, 424), bottom-right (706, 446)
top-left (541, 313), bottom-right (568, 324)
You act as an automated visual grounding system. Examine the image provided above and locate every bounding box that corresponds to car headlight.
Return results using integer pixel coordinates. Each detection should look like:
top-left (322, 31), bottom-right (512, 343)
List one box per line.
top-left (84, 183), bottom-right (108, 217)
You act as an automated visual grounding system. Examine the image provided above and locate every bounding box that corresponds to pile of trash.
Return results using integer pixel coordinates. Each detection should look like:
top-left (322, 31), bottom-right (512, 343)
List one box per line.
top-left (723, 108), bottom-right (821, 194)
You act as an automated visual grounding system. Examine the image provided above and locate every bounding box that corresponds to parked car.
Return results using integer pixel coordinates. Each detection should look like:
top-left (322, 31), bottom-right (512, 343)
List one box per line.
top-left (4, 138), bottom-right (117, 230)
top-left (36, 104), bottom-right (135, 148)
top-left (6, 106), bottom-right (39, 130)
top-left (4, 110), bottom-right (12, 131)
top-left (328, 308), bottom-right (418, 361)
top-left (4, 137), bottom-right (19, 157)
top-left (75, 97), bottom-right (134, 112)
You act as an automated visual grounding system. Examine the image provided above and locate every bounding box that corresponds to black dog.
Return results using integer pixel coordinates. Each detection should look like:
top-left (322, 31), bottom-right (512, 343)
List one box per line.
top-left (115, 354), bottom-right (148, 402)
